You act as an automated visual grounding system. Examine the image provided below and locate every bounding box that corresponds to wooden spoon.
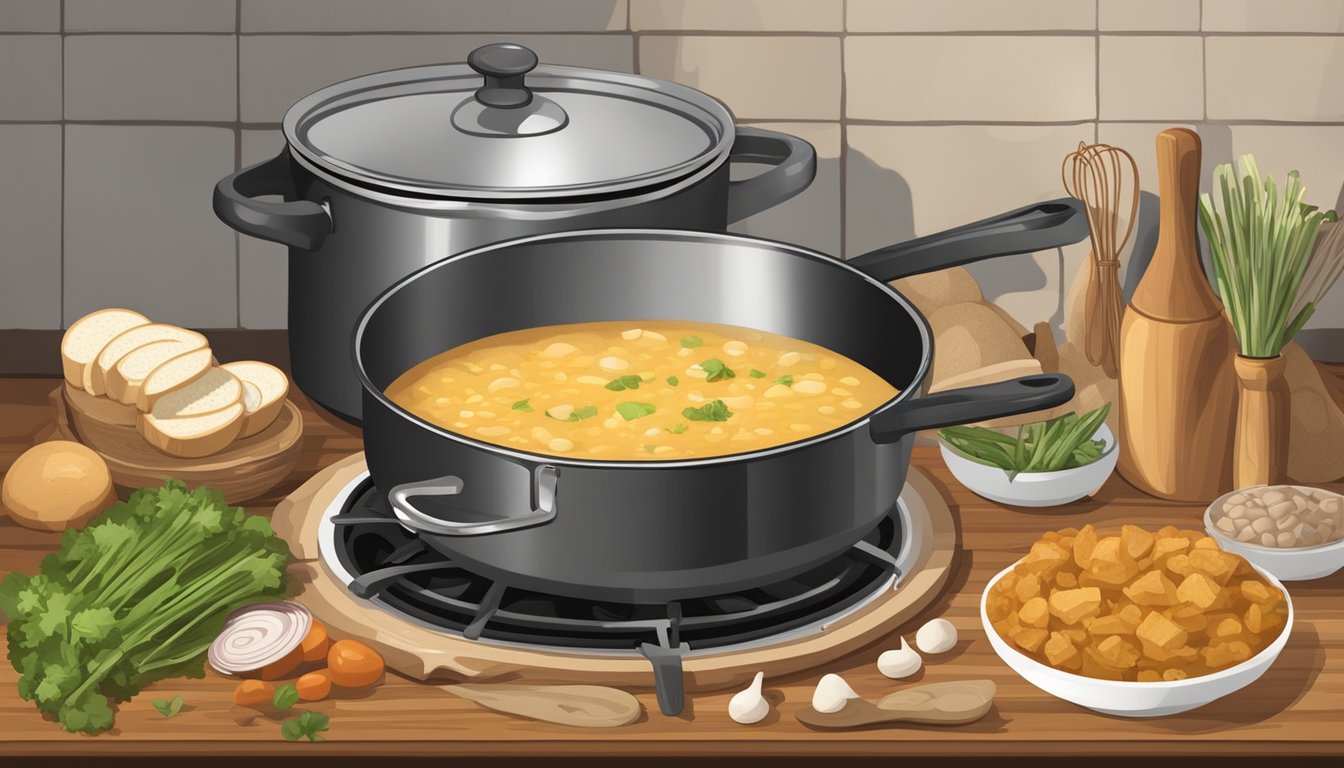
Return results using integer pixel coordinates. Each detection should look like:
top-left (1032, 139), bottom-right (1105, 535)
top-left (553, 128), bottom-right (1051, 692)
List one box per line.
top-left (796, 680), bottom-right (996, 729)
top-left (443, 684), bottom-right (643, 728)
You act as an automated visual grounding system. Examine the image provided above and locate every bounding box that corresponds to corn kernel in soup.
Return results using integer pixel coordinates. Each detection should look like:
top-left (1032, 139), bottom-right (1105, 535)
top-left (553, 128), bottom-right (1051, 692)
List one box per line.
top-left (384, 321), bottom-right (898, 460)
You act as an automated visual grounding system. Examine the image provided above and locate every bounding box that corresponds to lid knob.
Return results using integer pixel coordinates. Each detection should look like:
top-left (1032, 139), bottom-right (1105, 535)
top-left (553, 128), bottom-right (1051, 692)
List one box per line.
top-left (468, 43), bottom-right (538, 109)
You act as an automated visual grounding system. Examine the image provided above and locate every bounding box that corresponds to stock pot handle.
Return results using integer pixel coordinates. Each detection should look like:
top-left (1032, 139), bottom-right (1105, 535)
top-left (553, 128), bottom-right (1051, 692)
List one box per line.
top-left (868, 374), bottom-right (1076, 444)
top-left (725, 127), bottom-right (817, 223)
top-left (848, 198), bottom-right (1088, 283)
top-left (388, 466), bottom-right (559, 536)
top-left (212, 150), bottom-right (333, 251)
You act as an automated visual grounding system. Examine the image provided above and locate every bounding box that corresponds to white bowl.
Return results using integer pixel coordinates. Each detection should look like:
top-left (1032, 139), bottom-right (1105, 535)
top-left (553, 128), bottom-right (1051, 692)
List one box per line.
top-left (980, 561), bottom-right (1293, 717)
top-left (1204, 486), bottom-right (1344, 581)
top-left (939, 423), bottom-right (1118, 508)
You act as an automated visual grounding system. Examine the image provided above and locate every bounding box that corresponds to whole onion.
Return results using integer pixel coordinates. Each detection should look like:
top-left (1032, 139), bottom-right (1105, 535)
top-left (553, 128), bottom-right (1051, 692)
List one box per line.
top-left (209, 601), bottom-right (313, 675)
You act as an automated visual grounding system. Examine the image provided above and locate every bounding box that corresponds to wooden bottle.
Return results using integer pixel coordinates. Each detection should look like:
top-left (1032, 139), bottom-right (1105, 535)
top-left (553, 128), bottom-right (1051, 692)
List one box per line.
top-left (1116, 128), bottom-right (1237, 501)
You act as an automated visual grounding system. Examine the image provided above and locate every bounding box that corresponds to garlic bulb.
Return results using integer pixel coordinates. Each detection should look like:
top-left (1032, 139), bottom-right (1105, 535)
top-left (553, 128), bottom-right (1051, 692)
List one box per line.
top-left (728, 671), bottom-right (769, 724)
top-left (915, 618), bottom-right (958, 654)
top-left (877, 637), bottom-right (922, 679)
top-left (811, 673), bottom-right (860, 714)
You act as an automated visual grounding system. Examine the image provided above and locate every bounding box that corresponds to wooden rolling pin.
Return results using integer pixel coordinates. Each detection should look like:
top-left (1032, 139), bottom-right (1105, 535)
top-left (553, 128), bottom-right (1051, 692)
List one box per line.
top-left (1116, 128), bottom-right (1236, 501)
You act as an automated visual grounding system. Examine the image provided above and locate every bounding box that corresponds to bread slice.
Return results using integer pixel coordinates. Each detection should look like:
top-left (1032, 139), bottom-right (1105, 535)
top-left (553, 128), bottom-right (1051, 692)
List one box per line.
top-left (106, 338), bottom-right (207, 405)
top-left (221, 361), bottom-right (289, 437)
top-left (87, 323), bottom-right (206, 396)
top-left (61, 308), bottom-right (149, 389)
top-left (150, 367), bottom-right (242, 420)
top-left (136, 346), bottom-right (214, 411)
top-left (139, 403), bottom-right (245, 458)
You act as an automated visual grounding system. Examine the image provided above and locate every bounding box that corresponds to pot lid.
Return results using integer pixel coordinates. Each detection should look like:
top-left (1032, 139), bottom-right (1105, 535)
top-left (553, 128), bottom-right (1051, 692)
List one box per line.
top-left (283, 43), bottom-right (736, 200)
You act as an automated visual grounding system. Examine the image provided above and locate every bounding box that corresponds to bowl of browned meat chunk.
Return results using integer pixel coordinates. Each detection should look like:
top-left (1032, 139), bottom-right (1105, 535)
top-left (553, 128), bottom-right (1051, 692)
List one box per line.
top-left (981, 524), bottom-right (1292, 717)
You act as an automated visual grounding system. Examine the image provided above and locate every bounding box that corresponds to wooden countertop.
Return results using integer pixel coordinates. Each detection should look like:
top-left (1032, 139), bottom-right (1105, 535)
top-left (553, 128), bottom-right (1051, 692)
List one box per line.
top-left (1, 375), bottom-right (1341, 763)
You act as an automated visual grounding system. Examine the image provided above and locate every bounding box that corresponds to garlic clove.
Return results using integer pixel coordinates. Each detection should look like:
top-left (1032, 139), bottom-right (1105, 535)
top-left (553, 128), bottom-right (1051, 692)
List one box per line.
top-left (728, 671), bottom-right (769, 725)
top-left (915, 618), bottom-right (958, 655)
top-left (811, 672), bottom-right (860, 714)
top-left (877, 637), bottom-right (922, 679)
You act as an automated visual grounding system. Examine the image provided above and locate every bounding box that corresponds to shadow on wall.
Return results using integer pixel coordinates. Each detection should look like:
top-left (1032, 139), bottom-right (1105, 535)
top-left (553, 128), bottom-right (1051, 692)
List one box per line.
top-left (844, 149), bottom-right (916, 253)
top-left (845, 148), bottom-right (1062, 327)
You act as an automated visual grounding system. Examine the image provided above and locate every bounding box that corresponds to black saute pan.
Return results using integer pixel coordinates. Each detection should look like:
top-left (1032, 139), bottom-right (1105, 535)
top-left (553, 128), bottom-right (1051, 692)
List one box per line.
top-left (354, 199), bottom-right (1087, 604)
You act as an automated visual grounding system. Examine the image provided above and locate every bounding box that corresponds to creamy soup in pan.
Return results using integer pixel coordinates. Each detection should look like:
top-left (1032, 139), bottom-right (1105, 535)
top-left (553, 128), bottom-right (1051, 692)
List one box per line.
top-left (385, 321), bottom-right (899, 461)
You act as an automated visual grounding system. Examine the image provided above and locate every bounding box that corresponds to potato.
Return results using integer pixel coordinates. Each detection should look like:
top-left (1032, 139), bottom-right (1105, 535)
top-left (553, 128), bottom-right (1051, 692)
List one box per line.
top-left (1137, 611), bottom-right (1188, 652)
top-left (1018, 597), bottom-right (1050, 628)
top-left (1, 441), bottom-right (116, 531)
top-left (1049, 588), bottom-right (1102, 624)
top-left (1176, 573), bottom-right (1221, 610)
top-left (988, 525), bottom-right (1287, 683)
top-left (1044, 631), bottom-right (1080, 669)
top-left (1123, 570), bottom-right (1178, 607)
top-left (1072, 524), bottom-right (1099, 568)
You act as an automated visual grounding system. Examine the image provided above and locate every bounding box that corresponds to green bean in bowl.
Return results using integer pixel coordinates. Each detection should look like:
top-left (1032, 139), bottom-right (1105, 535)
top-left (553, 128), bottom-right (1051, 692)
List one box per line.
top-left (938, 404), bottom-right (1118, 508)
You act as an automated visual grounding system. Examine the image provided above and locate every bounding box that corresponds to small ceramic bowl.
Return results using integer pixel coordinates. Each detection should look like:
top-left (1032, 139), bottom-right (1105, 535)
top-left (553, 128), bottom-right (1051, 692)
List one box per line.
top-left (980, 561), bottom-right (1293, 717)
top-left (939, 423), bottom-right (1118, 508)
top-left (1204, 486), bottom-right (1344, 581)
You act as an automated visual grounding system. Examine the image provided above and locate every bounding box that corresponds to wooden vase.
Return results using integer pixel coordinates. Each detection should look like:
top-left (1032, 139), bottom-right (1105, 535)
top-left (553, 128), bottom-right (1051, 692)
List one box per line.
top-left (1116, 128), bottom-right (1237, 501)
top-left (1232, 355), bottom-right (1290, 488)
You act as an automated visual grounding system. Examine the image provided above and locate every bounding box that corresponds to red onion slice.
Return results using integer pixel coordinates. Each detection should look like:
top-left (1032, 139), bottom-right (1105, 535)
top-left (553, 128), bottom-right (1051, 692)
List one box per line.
top-left (208, 601), bottom-right (313, 675)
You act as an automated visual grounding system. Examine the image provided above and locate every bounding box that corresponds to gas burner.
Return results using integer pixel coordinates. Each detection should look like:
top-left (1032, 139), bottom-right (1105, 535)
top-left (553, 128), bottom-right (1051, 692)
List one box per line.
top-left (318, 473), bottom-right (915, 716)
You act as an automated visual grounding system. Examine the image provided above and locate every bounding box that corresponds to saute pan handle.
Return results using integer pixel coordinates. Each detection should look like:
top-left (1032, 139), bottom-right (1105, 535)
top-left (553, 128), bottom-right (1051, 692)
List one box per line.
top-left (848, 198), bottom-right (1088, 283)
top-left (212, 149), bottom-right (333, 251)
top-left (388, 466), bottom-right (559, 536)
top-left (868, 374), bottom-right (1075, 444)
top-left (725, 127), bottom-right (817, 223)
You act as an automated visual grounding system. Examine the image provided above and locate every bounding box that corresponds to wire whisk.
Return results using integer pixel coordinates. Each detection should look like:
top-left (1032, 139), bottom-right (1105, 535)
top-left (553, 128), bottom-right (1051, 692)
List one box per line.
top-left (1062, 141), bottom-right (1140, 378)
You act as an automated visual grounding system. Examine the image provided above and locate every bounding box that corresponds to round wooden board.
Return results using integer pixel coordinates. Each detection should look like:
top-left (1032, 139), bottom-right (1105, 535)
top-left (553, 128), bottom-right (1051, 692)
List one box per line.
top-left (49, 385), bottom-right (304, 504)
top-left (273, 453), bottom-right (959, 693)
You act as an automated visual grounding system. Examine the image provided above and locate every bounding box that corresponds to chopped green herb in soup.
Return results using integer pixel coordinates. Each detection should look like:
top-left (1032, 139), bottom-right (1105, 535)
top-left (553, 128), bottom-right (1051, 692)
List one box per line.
top-left (384, 321), bottom-right (898, 460)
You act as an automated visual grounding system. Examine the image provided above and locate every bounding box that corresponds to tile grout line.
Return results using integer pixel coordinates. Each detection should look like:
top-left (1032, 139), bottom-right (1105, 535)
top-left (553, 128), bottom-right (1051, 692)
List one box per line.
top-left (235, 0), bottom-right (242, 329)
top-left (8, 28), bottom-right (1344, 38)
top-left (14, 29), bottom-right (1341, 38)
top-left (11, 117), bottom-right (1344, 127)
top-left (58, 0), bottom-right (65, 327)
top-left (1201, 0), bottom-right (1209, 122)
top-left (839, 0), bottom-right (847, 259)
top-left (1094, 0), bottom-right (1100, 137)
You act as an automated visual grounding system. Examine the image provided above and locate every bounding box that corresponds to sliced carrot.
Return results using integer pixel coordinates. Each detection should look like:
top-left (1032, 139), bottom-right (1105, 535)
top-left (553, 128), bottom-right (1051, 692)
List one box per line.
top-left (296, 670), bottom-right (333, 702)
top-left (233, 679), bottom-right (274, 707)
top-left (300, 620), bottom-right (329, 663)
top-left (327, 639), bottom-right (385, 688)
top-left (258, 643), bottom-right (303, 680)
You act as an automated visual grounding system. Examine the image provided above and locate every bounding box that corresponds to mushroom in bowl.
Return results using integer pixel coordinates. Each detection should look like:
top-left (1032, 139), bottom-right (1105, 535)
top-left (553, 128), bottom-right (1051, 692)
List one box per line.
top-left (1205, 485), bottom-right (1344, 581)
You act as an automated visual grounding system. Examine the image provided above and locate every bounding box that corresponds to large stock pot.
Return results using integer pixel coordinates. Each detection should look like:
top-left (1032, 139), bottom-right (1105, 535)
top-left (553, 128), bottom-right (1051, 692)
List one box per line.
top-left (214, 43), bottom-right (816, 420)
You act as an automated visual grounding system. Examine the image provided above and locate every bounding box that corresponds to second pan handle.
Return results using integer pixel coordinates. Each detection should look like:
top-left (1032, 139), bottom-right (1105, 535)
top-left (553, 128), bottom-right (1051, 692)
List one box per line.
top-left (848, 198), bottom-right (1088, 283)
top-left (869, 375), bottom-right (1076, 444)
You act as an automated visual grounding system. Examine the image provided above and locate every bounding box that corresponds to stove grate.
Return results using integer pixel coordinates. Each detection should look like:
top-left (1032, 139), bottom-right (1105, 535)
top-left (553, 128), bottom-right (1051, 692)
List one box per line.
top-left (326, 479), bottom-right (903, 715)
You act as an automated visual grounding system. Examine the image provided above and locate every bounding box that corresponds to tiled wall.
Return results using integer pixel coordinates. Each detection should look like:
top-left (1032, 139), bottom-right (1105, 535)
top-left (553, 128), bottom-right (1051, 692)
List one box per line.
top-left (2, 0), bottom-right (1342, 334)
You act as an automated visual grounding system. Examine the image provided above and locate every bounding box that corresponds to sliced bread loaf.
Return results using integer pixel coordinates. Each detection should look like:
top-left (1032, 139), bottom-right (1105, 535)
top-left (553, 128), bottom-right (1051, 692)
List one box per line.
top-left (221, 361), bottom-right (289, 437)
top-left (60, 308), bottom-right (149, 389)
top-left (106, 338), bottom-right (207, 405)
top-left (137, 346), bottom-right (214, 411)
top-left (139, 403), bottom-right (245, 458)
top-left (87, 323), bottom-right (206, 396)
